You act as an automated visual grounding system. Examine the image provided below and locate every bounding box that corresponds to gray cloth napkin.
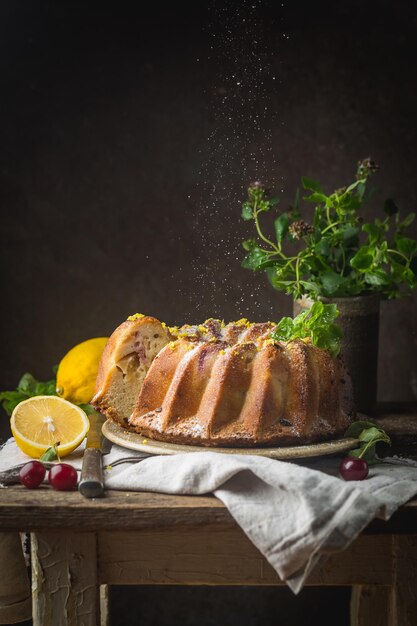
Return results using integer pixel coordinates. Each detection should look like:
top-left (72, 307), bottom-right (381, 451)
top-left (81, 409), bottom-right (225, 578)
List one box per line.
top-left (104, 450), bottom-right (417, 592)
top-left (1, 438), bottom-right (416, 593)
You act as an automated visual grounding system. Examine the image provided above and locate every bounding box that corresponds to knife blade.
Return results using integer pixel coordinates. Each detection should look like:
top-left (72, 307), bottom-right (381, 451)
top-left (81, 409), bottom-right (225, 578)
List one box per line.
top-left (79, 410), bottom-right (111, 498)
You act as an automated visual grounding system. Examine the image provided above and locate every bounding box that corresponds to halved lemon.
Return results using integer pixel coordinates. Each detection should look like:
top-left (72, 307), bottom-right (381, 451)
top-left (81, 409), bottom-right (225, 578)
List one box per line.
top-left (11, 396), bottom-right (90, 459)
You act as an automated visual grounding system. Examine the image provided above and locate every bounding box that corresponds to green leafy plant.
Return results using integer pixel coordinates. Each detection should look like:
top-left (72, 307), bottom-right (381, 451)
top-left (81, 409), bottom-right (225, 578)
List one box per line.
top-left (0, 370), bottom-right (96, 416)
top-left (344, 420), bottom-right (391, 464)
top-left (0, 371), bottom-right (58, 416)
top-left (271, 301), bottom-right (342, 357)
top-left (241, 159), bottom-right (417, 299)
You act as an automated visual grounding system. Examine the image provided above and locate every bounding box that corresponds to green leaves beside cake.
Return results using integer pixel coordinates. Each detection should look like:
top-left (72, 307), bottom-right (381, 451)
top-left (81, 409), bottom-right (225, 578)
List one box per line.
top-left (0, 371), bottom-right (58, 416)
top-left (344, 420), bottom-right (391, 464)
top-left (270, 301), bottom-right (342, 358)
top-left (241, 159), bottom-right (417, 300)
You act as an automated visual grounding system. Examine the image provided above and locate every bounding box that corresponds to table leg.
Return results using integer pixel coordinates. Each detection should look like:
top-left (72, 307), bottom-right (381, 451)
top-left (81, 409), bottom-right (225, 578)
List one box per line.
top-left (351, 535), bottom-right (417, 626)
top-left (31, 531), bottom-right (100, 626)
top-left (0, 532), bottom-right (31, 624)
top-left (388, 535), bottom-right (417, 626)
top-left (350, 585), bottom-right (390, 626)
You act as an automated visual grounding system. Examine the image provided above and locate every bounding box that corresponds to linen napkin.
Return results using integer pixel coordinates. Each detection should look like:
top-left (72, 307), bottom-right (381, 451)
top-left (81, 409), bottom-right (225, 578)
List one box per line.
top-left (1, 438), bottom-right (417, 593)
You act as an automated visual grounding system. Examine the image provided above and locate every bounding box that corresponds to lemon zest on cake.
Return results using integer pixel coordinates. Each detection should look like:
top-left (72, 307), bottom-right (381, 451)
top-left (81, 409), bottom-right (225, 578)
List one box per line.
top-left (233, 318), bottom-right (251, 327)
top-left (127, 313), bottom-right (145, 321)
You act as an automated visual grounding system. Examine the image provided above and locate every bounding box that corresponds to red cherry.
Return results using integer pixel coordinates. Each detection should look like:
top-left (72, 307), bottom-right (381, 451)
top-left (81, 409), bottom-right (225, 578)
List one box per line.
top-left (339, 456), bottom-right (369, 481)
top-left (48, 463), bottom-right (78, 491)
top-left (19, 461), bottom-right (46, 489)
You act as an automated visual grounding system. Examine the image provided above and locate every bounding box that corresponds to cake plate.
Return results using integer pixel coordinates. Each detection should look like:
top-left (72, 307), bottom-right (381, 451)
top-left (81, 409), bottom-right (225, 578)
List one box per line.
top-left (102, 420), bottom-right (358, 460)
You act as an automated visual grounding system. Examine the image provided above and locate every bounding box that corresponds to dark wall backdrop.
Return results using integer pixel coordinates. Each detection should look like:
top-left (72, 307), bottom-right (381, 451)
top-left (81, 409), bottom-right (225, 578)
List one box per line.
top-left (1, 0), bottom-right (416, 406)
top-left (1, 2), bottom-right (416, 624)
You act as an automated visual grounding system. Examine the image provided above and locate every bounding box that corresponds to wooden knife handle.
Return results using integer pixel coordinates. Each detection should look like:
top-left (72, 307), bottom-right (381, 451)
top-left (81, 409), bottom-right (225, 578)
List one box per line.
top-left (79, 448), bottom-right (104, 498)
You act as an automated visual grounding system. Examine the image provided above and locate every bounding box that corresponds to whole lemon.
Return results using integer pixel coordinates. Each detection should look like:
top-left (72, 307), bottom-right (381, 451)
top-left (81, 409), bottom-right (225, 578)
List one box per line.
top-left (56, 337), bottom-right (108, 404)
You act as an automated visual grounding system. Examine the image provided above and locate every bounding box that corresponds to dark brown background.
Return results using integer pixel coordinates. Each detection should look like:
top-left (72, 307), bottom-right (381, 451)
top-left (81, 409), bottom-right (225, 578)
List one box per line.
top-left (1, 1), bottom-right (416, 624)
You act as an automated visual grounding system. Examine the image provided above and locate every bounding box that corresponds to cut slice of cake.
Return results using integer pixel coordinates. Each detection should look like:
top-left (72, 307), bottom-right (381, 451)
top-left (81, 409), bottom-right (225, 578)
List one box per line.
top-left (91, 314), bottom-right (173, 428)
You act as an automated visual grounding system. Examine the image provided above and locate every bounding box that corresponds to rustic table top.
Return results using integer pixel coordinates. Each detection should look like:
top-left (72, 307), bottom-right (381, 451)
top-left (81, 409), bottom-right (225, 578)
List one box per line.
top-left (0, 405), bottom-right (416, 534)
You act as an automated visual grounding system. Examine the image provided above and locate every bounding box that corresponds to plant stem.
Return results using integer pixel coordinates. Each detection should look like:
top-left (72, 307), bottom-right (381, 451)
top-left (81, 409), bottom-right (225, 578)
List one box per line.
top-left (387, 248), bottom-right (410, 264)
top-left (295, 256), bottom-right (301, 295)
top-left (321, 221), bottom-right (340, 235)
top-left (254, 213), bottom-right (279, 252)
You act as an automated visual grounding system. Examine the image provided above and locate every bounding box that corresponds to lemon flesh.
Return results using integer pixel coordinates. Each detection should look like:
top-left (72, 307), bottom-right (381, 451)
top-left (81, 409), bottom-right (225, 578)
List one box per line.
top-left (11, 396), bottom-right (90, 458)
top-left (56, 337), bottom-right (108, 404)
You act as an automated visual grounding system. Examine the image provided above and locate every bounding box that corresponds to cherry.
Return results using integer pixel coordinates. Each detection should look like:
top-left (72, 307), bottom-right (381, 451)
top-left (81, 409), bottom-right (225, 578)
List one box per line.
top-left (48, 463), bottom-right (78, 491)
top-left (19, 461), bottom-right (46, 489)
top-left (339, 456), bottom-right (369, 481)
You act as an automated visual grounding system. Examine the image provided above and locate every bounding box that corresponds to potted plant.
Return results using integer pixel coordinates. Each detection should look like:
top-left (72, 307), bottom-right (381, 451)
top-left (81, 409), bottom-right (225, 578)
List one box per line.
top-left (240, 159), bottom-right (417, 414)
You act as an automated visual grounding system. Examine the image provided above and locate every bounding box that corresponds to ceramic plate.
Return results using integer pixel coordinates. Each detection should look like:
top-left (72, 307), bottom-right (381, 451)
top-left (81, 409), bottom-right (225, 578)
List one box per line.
top-left (102, 420), bottom-right (358, 460)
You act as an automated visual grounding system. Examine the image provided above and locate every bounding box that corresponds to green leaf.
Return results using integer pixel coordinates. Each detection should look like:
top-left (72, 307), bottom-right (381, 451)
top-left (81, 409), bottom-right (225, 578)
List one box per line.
top-left (340, 225), bottom-right (360, 241)
top-left (363, 223), bottom-right (383, 245)
top-left (314, 238), bottom-right (331, 257)
top-left (0, 370), bottom-right (58, 416)
top-left (270, 302), bottom-right (342, 357)
top-left (274, 213), bottom-right (289, 243)
top-left (17, 373), bottom-right (37, 393)
top-left (272, 316), bottom-right (295, 341)
top-left (345, 179), bottom-right (363, 194)
top-left (344, 420), bottom-right (379, 439)
top-left (384, 198), bottom-right (399, 216)
top-left (319, 270), bottom-right (347, 296)
top-left (358, 426), bottom-right (390, 444)
top-left (395, 235), bottom-right (417, 256)
top-left (268, 197), bottom-right (280, 207)
top-left (303, 192), bottom-right (327, 204)
top-left (312, 324), bottom-right (343, 355)
top-left (257, 258), bottom-right (286, 270)
top-left (242, 238), bottom-right (257, 251)
top-left (257, 199), bottom-right (271, 212)
top-left (78, 403), bottom-right (96, 415)
top-left (301, 176), bottom-right (322, 193)
top-left (317, 302), bottom-right (339, 325)
top-left (344, 421), bottom-right (391, 464)
top-left (241, 202), bottom-right (254, 221)
top-left (398, 212), bottom-right (415, 230)
top-left (40, 443), bottom-right (61, 462)
top-left (241, 247), bottom-right (270, 271)
top-left (356, 181), bottom-right (366, 200)
top-left (364, 269), bottom-right (390, 286)
top-left (350, 248), bottom-right (373, 271)
top-left (306, 300), bottom-right (324, 323)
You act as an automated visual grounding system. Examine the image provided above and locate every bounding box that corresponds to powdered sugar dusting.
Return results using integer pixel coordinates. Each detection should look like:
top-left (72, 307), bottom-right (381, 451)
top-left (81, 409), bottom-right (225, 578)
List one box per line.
top-left (177, 1), bottom-right (287, 320)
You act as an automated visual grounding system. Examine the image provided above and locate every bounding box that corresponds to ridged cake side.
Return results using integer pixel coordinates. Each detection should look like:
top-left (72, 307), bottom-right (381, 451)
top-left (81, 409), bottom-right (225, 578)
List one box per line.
top-left (129, 336), bottom-right (355, 447)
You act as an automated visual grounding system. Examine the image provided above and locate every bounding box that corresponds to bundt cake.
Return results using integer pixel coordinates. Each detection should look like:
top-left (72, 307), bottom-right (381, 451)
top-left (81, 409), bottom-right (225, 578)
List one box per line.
top-left (92, 314), bottom-right (355, 447)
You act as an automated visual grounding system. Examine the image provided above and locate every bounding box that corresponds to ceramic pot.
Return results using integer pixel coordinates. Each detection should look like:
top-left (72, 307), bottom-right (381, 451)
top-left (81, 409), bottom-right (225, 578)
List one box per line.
top-left (293, 294), bottom-right (380, 415)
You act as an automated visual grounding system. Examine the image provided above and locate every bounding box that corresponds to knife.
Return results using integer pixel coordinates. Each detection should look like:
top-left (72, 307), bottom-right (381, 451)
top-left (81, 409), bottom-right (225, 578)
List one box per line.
top-left (79, 410), bottom-right (111, 498)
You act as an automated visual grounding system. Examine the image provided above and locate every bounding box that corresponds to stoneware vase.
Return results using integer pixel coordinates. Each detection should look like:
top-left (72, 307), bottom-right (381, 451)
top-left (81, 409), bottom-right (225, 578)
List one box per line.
top-left (293, 294), bottom-right (381, 416)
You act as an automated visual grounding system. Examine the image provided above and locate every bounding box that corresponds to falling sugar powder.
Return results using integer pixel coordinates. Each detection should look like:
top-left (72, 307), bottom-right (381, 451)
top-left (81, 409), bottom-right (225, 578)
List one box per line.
top-left (176, 1), bottom-right (288, 321)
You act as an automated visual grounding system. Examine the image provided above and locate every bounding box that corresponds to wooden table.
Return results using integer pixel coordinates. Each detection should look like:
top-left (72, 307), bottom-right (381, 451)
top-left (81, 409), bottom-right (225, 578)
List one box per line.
top-left (0, 409), bottom-right (416, 626)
